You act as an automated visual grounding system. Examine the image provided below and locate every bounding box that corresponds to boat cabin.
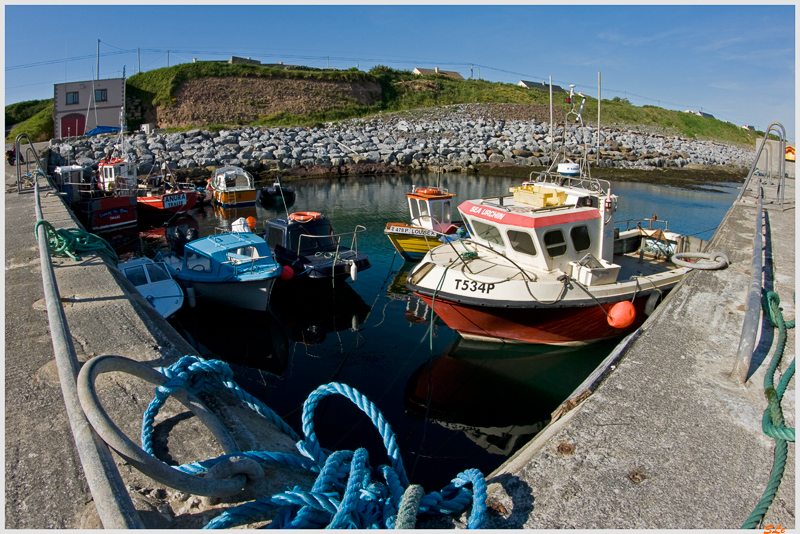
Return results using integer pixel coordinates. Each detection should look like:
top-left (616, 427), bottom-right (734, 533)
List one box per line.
top-left (459, 173), bottom-right (620, 282)
top-left (211, 166), bottom-right (254, 193)
top-left (52, 165), bottom-right (89, 202)
top-left (407, 187), bottom-right (459, 233)
top-left (264, 212), bottom-right (370, 279)
top-left (97, 158), bottom-right (137, 194)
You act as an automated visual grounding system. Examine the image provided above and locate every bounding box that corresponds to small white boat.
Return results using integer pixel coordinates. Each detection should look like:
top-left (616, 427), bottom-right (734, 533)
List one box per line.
top-left (119, 257), bottom-right (184, 318)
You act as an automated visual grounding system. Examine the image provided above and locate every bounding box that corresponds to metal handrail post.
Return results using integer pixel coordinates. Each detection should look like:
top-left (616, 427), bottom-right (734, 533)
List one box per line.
top-left (737, 122), bottom-right (786, 204)
top-left (15, 132), bottom-right (49, 193)
top-left (729, 186), bottom-right (764, 384)
top-left (33, 179), bottom-right (143, 528)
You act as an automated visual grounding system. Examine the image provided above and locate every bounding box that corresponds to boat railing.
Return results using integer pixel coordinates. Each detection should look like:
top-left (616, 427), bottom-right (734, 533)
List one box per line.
top-left (615, 217), bottom-right (670, 232)
top-left (32, 178), bottom-right (143, 527)
top-left (527, 169), bottom-right (610, 196)
top-left (297, 225), bottom-right (368, 262)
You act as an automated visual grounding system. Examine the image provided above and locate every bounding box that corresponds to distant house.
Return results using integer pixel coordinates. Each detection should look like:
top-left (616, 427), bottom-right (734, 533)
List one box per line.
top-left (53, 77), bottom-right (125, 138)
top-left (229, 56), bottom-right (262, 66)
top-left (517, 80), bottom-right (566, 93)
top-left (741, 125), bottom-right (755, 131)
top-left (413, 67), bottom-right (464, 81)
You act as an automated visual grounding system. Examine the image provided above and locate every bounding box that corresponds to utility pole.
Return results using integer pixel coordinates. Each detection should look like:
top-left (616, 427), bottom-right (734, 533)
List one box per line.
top-left (471, 64), bottom-right (473, 79)
top-left (167, 50), bottom-right (170, 67)
top-left (96, 39), bottom-right (100, 80)
top-left (137, 48), bottom-right (140, 74)
top-left (327, 56), bottom-right (329, 68)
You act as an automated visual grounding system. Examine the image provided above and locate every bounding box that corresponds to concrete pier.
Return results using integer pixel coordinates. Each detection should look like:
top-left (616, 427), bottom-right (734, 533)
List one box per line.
top-left (4, 148), bottom-right (313, 528)
top-left (472, 179), bottom-right (795, 528)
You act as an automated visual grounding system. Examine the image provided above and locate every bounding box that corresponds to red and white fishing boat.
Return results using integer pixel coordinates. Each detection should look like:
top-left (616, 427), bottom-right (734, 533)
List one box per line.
top-left (405, 162), bottom-right (700, 345)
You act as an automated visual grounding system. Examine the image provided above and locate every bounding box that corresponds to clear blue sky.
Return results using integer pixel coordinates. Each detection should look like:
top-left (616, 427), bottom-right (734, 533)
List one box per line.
top-left (4, 4), bottom-right (796, 141)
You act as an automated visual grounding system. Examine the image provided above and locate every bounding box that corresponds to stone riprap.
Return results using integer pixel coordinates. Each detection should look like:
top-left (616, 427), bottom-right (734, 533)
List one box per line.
top-left (47, 105), bottom-right (755, 176)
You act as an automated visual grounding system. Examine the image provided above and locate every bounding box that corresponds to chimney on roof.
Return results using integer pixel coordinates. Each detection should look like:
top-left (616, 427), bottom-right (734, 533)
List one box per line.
top-left (435, 67), bottom-right (439, 73)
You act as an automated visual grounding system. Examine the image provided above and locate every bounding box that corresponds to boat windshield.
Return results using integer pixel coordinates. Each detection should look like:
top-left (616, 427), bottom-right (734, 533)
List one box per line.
top-left (289, 225), bottom-right (336, 253)
top-left (146, 262), bottom-right (172, 282)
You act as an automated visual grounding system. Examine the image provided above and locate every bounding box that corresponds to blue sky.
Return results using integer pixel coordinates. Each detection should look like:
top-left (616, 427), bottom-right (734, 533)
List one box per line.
top-left (4, 4), bottom-right (796, 141)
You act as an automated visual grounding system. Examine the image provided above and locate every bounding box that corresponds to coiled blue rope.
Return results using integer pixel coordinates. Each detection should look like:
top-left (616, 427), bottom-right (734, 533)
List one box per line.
top-left (142, 355), bottom-right (487, 529)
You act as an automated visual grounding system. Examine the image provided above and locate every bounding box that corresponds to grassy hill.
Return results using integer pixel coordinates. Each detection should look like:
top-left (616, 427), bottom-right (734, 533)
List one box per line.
top-left (6, 63), bottom-right (760, 146)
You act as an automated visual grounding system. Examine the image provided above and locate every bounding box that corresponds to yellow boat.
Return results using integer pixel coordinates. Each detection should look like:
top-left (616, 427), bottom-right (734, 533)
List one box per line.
top-left (206, 166), bottom-right (257, 207)
top-left (384, 187), bottom-right (465, 261)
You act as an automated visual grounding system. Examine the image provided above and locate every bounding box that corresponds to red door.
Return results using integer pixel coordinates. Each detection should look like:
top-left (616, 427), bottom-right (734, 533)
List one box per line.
top-left (61, 114), bottom-right (86, 137)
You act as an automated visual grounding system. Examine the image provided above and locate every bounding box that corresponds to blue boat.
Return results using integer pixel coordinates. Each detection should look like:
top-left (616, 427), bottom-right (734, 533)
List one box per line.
top-left (158, 231), bottom-right (282, 311)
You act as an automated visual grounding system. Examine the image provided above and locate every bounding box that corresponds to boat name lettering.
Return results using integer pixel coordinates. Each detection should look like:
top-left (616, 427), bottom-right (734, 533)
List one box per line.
top-left (454, 279), bottom-right (495, 294)
top-left (97, 208), bottom-right (131, 219)
top-left (390, 227), bottom-right (437, 237)
top-left (163, 193), bottom-right (187, 209)
top-left (468, 205), bottom-right (506, 220)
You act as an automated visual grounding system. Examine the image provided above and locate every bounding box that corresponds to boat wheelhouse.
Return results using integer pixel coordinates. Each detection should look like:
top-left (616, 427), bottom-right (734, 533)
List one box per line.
top-left (207, 166), bottom-right (257, 208)
top-left (406, 165), bottom-right (700, 346)
top-left (384, 186), bottom-right (466, 261)
top-left (52, 164), bottom-right (138, 232)
top-left (264, 212), bottom-right (370, 281)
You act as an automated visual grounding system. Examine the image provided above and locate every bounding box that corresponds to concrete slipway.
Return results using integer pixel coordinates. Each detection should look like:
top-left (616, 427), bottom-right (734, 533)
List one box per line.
top-left (4, 143), bottom-right (795, 529)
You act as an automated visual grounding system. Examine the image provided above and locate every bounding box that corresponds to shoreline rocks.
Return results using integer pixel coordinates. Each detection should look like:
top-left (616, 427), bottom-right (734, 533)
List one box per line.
top-left (47, 104), bottom-right (755, 181)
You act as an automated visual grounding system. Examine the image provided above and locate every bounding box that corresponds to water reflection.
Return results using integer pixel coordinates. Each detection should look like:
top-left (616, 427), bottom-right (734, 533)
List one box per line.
top-left (404, 337), bottom-right (616, 456)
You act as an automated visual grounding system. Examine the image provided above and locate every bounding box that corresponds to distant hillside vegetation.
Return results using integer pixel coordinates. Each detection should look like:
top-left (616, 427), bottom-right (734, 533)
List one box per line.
top-left (6, 63), bottom-right (760, 146)
top-left (5, 100), bottom-right (54, 143)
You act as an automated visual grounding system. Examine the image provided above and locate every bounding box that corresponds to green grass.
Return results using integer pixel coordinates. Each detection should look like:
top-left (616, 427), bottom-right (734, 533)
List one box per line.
top-left (5, 64), bottom-right (764, 146)
top-left (5, 101), bottom-right (54, 143)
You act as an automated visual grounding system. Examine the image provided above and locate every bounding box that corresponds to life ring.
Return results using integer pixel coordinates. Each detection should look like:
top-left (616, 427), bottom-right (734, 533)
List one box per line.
top-left (289, 211), bottom-right (323, 223)
top-left (415, 188), bottom-right (442, 196)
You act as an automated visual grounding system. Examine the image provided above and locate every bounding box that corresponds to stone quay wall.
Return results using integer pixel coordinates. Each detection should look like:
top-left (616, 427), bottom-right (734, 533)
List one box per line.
top-left (46, 104), bottom-right (755, 177)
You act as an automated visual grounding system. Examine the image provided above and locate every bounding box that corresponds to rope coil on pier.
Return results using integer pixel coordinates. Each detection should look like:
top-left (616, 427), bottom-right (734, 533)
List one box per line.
top-left (76, 355), bottom-right (487, 529)
top-left (34, 219), bottom-right (118, 264)
top-left (741, 291), bottom-right (795, 529)
top-left (670, 251), bottom-right (729, 270)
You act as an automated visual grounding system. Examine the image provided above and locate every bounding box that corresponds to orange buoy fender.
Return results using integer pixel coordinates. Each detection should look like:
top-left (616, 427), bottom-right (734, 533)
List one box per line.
top-left (246, 216), bottom-right (257, 230)
top-left (279, 266), bottom-right (294, 281)
top-left (607, 301), bottom-right (636, 329)
top-left (289, 211), bottom-right (322, 223)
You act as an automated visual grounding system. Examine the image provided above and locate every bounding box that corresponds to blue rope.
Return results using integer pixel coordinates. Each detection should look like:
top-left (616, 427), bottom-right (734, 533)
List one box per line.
top-left (141, 355), bottom-right (487, 529)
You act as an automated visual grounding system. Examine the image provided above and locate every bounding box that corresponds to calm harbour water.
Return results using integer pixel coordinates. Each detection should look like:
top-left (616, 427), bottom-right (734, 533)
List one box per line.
top-left (133, 172), bottom-right (740, 490)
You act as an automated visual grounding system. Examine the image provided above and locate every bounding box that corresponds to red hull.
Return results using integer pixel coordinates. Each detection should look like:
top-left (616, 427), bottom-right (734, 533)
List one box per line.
top-left (417, 294), bottom-right (654, 345)
top-left (79, 196), bottom-right (138, 231)
top-left (137, 191), bottom-right (198, 215)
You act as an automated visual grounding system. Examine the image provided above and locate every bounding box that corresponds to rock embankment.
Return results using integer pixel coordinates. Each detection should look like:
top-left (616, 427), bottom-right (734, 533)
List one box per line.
top-left (48, 103), bottom-right (754, 178)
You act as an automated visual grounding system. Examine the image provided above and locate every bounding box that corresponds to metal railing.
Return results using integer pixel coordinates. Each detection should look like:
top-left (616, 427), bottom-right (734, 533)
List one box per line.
top-left (737, 122), bottom-right (787, 209)
top-left (296, 225), bottom-right (367, 259)
top-left (33, 178), bottom-right (143, 527)
top-left (729, 185), bottom-right (764, 384)
top-left (15, 133), bottom-right (50, 193)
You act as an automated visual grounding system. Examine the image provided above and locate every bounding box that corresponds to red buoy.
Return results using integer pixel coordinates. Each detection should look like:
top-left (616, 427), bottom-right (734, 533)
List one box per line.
top-left (607, 301), bottom-right (636, 329)
top-left (279, 266), bottom-right (294, 281)
top-left (246, 216), bottom-right (257, 230)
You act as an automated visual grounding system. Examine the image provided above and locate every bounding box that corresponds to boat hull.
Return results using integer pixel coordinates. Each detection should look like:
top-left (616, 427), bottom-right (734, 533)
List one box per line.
top-left (384, 223), bottom-right (441, 261)
top-left (137, 191), bottom-right (198, 215)
top-left (417, 292), bottom-right (658, 346)
top-left (74, 195), bottom-right (138, 231)
top-left (212, 189), bottom-right (257, 208)
top-left (178, 277), bottom-right (276, 311)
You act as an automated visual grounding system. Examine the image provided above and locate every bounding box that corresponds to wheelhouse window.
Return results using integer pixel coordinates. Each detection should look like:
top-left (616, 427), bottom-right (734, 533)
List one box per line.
top-left (409, 199), bottom-right (420, 221)
top-left (66, 92), bottom-right (79, 105)
top-left (95, 89), bottom-right (108, 102)
top-left (442, 200), bottom-right (451, 224)
top-left (185, 251), bottom-right (212, 272)
top-left (507, 230), bottom-right (538, 256)
top-left (471, 219), bottom-right (504, 247)
top-left (543, 229), bottom-right (567, 258)
top-left (430, 201), bottom-right (442, 226)
top-left (266, 227), bottom-right (285, 249)
top-left (146, 263), bottom-right (171, 282)
top-left (570, 225), bottom-right (591, 253)
top-left (123, 265), bottom-right (147, 286)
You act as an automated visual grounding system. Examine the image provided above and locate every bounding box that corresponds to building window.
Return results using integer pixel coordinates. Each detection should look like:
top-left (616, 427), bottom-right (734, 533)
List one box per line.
top-left (66, 92), bottom-right (79, 105)
top-left (95, 89), bottom-right (107, 102)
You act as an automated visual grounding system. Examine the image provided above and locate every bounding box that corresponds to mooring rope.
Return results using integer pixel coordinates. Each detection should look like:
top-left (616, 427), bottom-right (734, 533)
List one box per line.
top-left (741, 291), bottom-right (795, 529)
top-left (134, 356), bottom-right (486, 529)
top-left (34, 219), bottom-right (118, 264)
